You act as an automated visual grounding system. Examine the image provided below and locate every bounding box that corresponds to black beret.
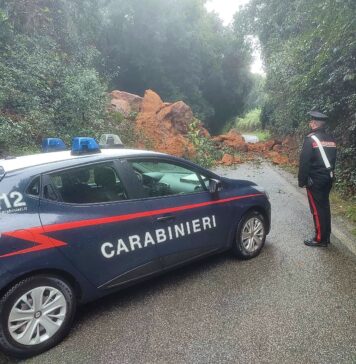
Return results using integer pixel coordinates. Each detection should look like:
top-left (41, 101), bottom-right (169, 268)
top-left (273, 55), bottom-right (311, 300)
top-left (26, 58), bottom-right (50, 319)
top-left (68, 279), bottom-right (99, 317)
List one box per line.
top-left (308, 110), bottom-right (328, 121)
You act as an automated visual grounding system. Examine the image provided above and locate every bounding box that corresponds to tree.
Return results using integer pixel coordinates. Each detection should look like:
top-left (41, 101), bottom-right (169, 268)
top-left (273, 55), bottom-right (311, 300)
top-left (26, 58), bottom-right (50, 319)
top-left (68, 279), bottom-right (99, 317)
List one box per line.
top-left (235, 0), bottom-right (356, 194)
top-left (100, 0), bottom-right (253, 132)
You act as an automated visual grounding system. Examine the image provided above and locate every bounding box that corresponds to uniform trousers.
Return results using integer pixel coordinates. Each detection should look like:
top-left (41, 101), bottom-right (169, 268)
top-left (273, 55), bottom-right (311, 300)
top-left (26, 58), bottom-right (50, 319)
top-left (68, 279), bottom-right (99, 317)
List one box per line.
top-left (306, 180), bottom-right (332, 243)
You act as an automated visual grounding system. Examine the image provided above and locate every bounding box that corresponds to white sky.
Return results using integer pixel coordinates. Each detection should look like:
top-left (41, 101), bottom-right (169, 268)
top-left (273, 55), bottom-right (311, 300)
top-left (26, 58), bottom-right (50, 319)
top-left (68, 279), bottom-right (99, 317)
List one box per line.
top-left (205, 0), bottom-right (265, 75)
top-left (205, 0), bottom-right (250, 26)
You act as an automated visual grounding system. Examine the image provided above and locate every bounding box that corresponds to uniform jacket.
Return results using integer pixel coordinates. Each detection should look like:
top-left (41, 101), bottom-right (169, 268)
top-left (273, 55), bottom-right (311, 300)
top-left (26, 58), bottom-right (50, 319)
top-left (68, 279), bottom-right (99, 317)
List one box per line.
top-left (298, 127), bottom-right (337, 187)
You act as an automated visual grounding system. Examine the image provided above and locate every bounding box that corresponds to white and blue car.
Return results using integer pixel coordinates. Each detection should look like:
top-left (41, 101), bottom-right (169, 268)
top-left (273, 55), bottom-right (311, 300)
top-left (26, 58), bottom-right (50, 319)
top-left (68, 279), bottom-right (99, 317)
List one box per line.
top-left (0, 137), bottom-right (270, 358)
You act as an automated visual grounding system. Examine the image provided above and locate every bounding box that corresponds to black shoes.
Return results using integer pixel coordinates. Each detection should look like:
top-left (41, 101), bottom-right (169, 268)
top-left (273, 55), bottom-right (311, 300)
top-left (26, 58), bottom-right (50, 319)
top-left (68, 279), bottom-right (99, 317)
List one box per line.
top-left (304, 239), bottom-right (329, 247)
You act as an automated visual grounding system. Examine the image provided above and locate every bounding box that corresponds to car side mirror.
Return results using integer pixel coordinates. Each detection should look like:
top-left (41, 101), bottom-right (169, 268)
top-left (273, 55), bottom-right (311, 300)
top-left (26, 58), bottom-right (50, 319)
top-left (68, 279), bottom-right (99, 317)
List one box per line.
top-left (209, 178), bottom-right (222, 194)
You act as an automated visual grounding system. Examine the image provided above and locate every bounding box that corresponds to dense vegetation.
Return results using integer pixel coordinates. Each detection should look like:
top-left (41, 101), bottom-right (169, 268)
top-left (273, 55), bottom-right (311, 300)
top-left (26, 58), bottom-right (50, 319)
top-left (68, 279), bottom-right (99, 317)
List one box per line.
top-left (0, 0), bottom-right (354, 196)
top-left (0, 0), bottom-right (108, 154)
top-left (0, 0), bottom-right (254, 156)
top-left (235, 0), bottom-right (356, 195)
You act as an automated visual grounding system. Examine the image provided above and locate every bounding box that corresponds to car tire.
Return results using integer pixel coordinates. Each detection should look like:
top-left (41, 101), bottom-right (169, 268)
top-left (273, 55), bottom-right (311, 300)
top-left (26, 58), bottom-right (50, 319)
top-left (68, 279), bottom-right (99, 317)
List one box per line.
top-left (232, 210), bottom-right (266, 260)
top-left (0, 275), bottom-right (76, 359)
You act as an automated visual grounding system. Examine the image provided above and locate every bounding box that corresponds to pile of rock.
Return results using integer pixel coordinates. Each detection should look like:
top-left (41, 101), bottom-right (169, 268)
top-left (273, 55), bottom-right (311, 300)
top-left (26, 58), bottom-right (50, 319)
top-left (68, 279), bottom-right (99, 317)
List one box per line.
top-left (110, 89), bottom-right (209, 158)
top-left (110, 90), bottom-right (142, 117)
top-left (212, 129), bottom-right (248, 152)
top-left (108, 89), bottom-right (298, 167)
top-left (247, 137), bottom-right (299, 166)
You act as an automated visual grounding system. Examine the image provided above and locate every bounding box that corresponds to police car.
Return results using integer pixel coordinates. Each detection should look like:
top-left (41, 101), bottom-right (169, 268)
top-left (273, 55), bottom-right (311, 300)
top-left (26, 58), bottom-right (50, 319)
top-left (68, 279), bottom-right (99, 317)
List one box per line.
top-left (0, 136), bottom-right (270, 358)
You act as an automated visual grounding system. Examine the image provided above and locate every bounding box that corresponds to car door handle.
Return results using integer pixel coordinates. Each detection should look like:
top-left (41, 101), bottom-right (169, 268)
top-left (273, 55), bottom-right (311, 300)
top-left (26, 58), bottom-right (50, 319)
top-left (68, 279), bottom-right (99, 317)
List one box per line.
top-left (156, 215), bottom-right (176, 222)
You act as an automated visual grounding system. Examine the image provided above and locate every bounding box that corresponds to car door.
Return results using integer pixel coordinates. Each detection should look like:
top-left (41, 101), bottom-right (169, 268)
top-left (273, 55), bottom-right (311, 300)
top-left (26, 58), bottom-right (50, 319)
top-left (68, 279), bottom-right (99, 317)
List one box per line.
top-left (39, 160), bottom-right (162, 289)
top-left (125, 157), bottom-right (234, 268)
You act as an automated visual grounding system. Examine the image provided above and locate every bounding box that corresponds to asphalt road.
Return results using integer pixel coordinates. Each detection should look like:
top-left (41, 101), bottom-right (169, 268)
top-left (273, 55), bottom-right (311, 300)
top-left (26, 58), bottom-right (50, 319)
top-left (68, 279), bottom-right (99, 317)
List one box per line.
top-left (1, 162), bottom-right (355, 364)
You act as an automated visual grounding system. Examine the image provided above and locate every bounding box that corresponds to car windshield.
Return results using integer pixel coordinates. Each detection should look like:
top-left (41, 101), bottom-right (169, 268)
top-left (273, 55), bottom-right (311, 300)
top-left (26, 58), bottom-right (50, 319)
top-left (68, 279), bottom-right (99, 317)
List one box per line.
top-left (132, 161), bottom-right (208, 181)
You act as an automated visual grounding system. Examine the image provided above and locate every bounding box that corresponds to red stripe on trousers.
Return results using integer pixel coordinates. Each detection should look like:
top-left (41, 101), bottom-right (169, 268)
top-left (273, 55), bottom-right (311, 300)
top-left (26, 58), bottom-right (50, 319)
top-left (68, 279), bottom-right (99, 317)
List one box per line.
top-left (307, 189), bottom-right (321, 242)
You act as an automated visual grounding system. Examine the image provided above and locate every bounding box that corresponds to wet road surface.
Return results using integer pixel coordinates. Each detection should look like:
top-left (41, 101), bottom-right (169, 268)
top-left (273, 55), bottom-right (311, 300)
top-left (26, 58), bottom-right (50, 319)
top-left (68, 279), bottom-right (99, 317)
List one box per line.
top-left (2, 162), bottom-right (355, 364)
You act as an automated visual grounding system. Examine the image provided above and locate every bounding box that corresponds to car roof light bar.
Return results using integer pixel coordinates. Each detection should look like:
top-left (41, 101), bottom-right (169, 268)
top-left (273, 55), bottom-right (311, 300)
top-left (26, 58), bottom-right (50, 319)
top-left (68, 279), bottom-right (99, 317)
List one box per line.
top-left (99, 134), bottom-right (124, 149)
top-left (71, 137), bottom-right (101, 155)
top-left (42, 138), bottom-right (67, 153)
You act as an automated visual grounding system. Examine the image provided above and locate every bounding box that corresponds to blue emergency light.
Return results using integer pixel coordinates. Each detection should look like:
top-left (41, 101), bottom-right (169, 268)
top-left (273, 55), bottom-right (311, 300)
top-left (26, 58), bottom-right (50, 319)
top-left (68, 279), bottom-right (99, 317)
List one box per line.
top-left (71, 137), bottom-right (101, 155)
top-left (42, 138), bottom-right (66, 153)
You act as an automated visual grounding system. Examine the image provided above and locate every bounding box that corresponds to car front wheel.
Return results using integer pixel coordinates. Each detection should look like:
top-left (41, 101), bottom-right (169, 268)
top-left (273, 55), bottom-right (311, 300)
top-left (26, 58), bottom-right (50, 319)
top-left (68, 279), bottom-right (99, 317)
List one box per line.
top-left (232, 210), bottom-right (266, 259)
top-left (0, 275), bottom-right (76, 359)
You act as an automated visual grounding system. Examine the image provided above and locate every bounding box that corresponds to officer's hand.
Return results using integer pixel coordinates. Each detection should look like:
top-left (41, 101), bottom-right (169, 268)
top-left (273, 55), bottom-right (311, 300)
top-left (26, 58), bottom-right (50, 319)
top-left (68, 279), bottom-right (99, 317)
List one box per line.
top-left (307, 177), bottom-right (314, 187)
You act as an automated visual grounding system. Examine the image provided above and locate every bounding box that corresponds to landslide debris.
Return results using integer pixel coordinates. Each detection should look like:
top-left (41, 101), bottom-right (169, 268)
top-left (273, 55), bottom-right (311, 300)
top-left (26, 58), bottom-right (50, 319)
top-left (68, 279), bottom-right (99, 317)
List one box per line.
top-left (109, 89), bottom-right (296, 167)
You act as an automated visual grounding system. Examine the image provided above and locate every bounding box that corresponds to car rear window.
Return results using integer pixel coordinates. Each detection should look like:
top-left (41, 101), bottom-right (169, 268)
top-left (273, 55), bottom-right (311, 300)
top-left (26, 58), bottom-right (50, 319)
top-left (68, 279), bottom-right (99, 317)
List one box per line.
top-left (45, 163), bottom-right (127, 204)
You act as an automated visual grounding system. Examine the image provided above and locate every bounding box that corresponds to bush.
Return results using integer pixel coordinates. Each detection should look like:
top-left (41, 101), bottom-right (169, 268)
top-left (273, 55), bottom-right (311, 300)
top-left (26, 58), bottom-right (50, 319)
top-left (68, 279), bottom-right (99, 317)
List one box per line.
top-left (235, 108), bottom-right (262, 131)
top-left (187, 119), bottom-right (222, 168)
top-left (0, 34), bottom-right (107, 153)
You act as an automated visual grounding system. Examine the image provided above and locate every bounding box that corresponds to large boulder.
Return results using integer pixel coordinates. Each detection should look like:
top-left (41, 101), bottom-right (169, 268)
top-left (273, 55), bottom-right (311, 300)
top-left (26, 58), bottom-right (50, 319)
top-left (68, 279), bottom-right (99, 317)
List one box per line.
top-left (135, 90), bottom-right (202, 157)
top-left (110, 90), bottom-right (143, 116)
top-left (213, 129), bottom-right (248, 152)
top-left (157, 101), bottom-right (193, 134)
top-left (266, 151), bottom-right (289, 165)
top-left (219, 154), bottom-right (243, 166)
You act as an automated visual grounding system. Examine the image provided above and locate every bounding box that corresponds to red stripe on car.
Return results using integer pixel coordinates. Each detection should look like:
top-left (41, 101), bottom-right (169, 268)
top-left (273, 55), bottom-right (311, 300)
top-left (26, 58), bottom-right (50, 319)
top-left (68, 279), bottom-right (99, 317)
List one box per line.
top-left (0, 193), bottom-right (264, 258)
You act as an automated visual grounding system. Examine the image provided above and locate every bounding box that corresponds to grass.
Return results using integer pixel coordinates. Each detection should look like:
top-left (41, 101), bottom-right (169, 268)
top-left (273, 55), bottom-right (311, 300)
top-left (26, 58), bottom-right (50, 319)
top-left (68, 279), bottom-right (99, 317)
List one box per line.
top-left (235, 108), bottom-right (261, 131)
top-left (330, 192), bottom-right (356, 236)
top-left (232, 108), bottom-right (271, 142)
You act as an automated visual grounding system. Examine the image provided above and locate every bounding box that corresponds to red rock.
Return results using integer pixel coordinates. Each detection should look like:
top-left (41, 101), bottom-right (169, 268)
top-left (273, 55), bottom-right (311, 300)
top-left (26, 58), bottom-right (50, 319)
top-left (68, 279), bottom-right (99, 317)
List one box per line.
top-left (135, 90), bottom-right (197, 158)
top-left (219, 154), bottom-right (244, 166)
top-left (139, 89), bottom-right (163, 113)
top-left (110, 90), bottom-right (143, 116)
top-left (247, 143), bottom-right (266, 152)
top-left (157, 101), bottom-right (193, 134)
top-left (266, 151), bottom-right (289, 165)
top-left (214, 129), bottom-right (247, 152)
top-left (221, 154), bottom-right (234, 166)
top-left (272, 144), bottom-right (285, 153)
top-left (282, 135), bottom-right (298, 149)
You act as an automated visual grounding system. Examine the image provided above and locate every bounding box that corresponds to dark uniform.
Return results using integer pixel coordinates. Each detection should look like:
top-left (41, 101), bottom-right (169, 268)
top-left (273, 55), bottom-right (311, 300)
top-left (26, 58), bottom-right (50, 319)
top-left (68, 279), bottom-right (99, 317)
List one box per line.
top-left (298, 111), bottom-right (337, 246)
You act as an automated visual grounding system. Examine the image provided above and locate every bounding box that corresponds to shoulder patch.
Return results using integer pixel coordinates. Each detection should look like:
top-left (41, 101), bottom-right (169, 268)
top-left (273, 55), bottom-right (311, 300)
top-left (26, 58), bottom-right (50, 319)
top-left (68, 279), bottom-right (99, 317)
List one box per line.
top-left (312, 141), bottom-right (336, 148)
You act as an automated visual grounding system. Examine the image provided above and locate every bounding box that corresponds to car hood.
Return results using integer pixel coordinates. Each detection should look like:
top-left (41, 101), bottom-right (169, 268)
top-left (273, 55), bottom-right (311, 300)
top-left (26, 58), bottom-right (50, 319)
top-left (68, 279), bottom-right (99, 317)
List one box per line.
top-left (221, 177), bottom-right (257, 188)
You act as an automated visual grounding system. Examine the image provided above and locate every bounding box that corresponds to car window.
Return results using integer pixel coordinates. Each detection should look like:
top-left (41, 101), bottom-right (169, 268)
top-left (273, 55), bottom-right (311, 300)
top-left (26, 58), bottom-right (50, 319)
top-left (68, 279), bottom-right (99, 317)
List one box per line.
top-left (128, 160), bottom-right (208, 197)
top-left (27, 176), bottom-right (41, 196)
top-left (46, 163), bottom-right (127, 204)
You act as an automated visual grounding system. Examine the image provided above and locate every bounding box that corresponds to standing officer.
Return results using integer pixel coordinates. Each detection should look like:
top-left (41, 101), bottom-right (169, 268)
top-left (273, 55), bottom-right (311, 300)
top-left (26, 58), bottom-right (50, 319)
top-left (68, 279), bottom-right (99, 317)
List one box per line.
top-left (298, 111), bottom-right (337, 247)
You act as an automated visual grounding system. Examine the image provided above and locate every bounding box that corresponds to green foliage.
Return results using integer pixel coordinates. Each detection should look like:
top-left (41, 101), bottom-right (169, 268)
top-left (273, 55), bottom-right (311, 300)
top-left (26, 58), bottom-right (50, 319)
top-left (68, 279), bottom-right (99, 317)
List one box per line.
top-left (103, 111), bottom-right (137, 147)
top-left (235, 108), bottom-right (262, 131)
top-left (0, 2), bottom-right (107, 154)
top-left (0, 0), bottom-right (103, 58)
top-left (234, 108), bottom-right (270, 141)
top-left (187, 119), bottom-right (222, 168)
top-left (246, 74), bottom-right (267, 110)
top-left (235, 0), bottom-right (356, 195)
top-left (106, 111), bottom-right (125, 124)
top-left (330, 192), bottom-right (356, 236)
